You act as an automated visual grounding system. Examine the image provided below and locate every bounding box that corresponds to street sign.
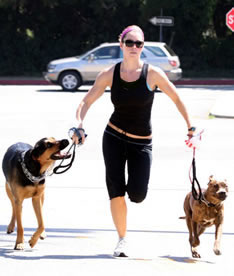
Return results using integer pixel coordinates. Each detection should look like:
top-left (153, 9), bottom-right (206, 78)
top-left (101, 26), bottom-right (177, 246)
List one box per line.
top-left (226, 7), bottom-right (234, 32)
top-left (149, 16), bottom-right (174, 27)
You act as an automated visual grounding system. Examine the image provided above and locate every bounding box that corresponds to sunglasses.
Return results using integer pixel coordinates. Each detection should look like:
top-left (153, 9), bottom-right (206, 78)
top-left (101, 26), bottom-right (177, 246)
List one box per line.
top-left (123, 39), bottom-right (144, 48)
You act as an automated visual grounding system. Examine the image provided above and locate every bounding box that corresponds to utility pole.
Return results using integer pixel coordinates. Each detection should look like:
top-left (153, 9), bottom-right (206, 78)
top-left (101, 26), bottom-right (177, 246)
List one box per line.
top-left (159, 8), bottom-right (163, 42)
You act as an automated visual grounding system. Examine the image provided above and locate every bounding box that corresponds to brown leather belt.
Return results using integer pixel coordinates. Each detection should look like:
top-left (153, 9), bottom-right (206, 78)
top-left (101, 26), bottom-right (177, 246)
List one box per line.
top-left (108, 122), bottom-right (152, 139)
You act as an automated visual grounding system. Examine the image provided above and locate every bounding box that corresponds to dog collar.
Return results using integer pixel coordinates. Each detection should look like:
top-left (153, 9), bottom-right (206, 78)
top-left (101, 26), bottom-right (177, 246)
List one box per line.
top-left (20, 151), bottom-right (47, 183)
top-left (200, 194), bottom-right (216, 208)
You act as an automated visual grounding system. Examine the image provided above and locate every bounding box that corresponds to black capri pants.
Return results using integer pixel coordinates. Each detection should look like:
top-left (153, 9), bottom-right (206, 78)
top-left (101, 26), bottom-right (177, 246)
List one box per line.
top-left (102, 125), bottom-right (152, 203)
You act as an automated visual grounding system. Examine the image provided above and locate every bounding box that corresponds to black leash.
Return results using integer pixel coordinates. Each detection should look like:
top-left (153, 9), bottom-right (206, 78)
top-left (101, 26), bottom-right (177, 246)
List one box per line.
top-left (53, 142), bottom-right (76, 174)
top-left (189, 148), bottom-right (215, 207)
top-left (190, 148), bottom-right (203, 201)
top-left (52, 128), bottom-right (87, 175)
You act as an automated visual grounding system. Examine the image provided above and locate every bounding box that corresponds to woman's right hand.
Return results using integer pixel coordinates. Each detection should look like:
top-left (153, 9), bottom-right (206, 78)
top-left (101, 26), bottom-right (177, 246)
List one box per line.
top-left (70, 127), bottom-right (86, 145)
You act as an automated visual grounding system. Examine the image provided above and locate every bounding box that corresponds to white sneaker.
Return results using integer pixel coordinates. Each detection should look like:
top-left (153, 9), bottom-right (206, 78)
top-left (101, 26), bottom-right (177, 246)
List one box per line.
top-left (113, 238), bottom-right (128, 257)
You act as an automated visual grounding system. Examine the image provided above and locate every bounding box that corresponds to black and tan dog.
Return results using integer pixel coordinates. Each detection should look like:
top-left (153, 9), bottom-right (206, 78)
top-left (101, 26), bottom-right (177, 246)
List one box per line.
top-left (180, 176), bottom-right (228, 258)
top-left (2, 137), bottom-right (71, 250)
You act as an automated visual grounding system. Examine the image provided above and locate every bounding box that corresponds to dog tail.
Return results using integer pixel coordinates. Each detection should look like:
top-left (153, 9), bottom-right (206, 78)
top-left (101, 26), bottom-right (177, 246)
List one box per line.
top-left (179, 216), bottom-right (186, 219)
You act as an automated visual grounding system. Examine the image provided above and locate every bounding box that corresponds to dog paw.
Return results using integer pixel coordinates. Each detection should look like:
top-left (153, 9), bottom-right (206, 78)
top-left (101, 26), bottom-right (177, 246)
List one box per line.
top-left (40, 231), bottom-right (47, 240)
top-left (14, 243), bottom-right (25, 250)
top-left (214, 249), bottom-right (222, 255)
top-left (7, 229), bottom-right (14, 234)
top-left (7, 225), bottom-right (15, 234)
top-left (192, 251), bottom-right (201, 258)
top-left (29, 238), bottom-right (37, 248)
top-left (191, 246), bottom-right (201, 258)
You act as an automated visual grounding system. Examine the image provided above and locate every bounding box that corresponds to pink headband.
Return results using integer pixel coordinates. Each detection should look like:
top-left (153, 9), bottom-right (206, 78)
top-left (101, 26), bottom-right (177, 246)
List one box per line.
top-left (121, 27), bottom-right (144, 41)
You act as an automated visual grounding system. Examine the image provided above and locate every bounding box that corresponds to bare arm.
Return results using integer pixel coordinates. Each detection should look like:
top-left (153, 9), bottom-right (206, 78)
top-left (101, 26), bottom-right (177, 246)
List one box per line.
top-left (73, 67), bottom-right (113, 144)
top-left (148, 66), bottom-right (195, 136)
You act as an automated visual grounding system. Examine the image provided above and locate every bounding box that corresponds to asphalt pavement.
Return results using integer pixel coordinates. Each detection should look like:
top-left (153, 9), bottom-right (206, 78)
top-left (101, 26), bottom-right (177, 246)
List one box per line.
top-left (0, 76), bottom-right (233, 118)
top-left (0, 84), bottom-right (234, 276)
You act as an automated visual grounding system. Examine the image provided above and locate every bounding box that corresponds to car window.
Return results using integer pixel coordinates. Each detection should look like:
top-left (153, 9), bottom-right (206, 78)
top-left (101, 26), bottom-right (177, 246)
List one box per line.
top-left (119, 49), bottom-right (146, 58)
top-left (90, 46), bottom-right (119, 60)
top-left (144, 46), bottom-right (166, 57)
top-left (164, 44), bottom-right (177, 56)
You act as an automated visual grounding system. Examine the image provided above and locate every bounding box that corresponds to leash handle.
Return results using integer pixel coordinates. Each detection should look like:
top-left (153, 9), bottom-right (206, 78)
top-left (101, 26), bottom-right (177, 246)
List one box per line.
top-left (52, 128), bottom-right (88, 175)
top-left (68, 127), bottom-right (87, 144)
top-left (185, 129), bottom-right (204, 150)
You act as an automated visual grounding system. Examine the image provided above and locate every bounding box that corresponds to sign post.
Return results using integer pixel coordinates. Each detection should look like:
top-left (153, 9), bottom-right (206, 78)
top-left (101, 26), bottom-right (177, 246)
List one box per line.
top-left (226, 7), bottom-right (234, 32)
top-left (149, 14), bottom-right (174, 42)
top-left (149, 16), bottom-right (174, 26)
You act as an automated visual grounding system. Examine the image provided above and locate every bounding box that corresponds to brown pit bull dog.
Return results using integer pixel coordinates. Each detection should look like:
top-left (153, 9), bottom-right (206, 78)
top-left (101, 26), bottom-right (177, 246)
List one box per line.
top-left (180, 175), bottom-right (228, 258)
top-left (2, 137), bottom-right (71, 250)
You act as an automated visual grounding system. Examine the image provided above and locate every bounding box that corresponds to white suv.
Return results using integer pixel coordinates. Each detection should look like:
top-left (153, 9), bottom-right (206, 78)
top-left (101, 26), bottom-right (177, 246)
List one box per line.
top-left (44, 42), bottom-right (182, 92)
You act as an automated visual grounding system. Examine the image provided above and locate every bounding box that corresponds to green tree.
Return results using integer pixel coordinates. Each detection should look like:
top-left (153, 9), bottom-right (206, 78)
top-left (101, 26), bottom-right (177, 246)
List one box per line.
top-left (0, 0), bottom-right (233, 76)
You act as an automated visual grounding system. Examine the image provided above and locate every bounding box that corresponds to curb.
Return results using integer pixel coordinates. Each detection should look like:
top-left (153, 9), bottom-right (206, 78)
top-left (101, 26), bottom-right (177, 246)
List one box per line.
top-left (0, 78), bottom-right (234, 86)
top-left (209, 93), bottom-right (234, 119)
top-left (174, 79), bottom-right (234, 86)
top-left (209, 113), bottom-right (234, 119)
top-left (0, 79), bottom-right (52, 85)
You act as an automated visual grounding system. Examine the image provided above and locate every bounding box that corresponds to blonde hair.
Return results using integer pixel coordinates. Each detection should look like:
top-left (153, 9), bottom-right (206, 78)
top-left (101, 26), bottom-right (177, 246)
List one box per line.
top-left (119, 25), bottom-right (144, 42)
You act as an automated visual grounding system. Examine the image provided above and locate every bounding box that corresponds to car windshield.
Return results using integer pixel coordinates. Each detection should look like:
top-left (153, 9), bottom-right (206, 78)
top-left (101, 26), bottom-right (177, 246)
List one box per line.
top-left (91, 46), bottom-right (119, 59)
top-left (80, 46), bottom-right (120, 60)
top-left (76, 47), bottom-right (97, 58)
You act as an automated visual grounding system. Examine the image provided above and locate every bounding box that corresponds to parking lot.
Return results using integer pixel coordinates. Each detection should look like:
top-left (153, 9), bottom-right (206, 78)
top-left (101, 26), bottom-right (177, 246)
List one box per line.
top-left (0, 84), bottom-right (234, 276)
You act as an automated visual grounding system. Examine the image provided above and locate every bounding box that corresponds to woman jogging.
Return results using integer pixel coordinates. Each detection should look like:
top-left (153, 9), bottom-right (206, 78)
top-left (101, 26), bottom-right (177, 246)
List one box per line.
top-left (72, 25), bottom-right (195, 257)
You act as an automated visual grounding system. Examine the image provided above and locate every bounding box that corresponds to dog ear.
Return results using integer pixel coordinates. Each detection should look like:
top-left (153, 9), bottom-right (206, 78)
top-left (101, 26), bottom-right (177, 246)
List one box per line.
top-left (208, 175), bottom-right (214, 184)
top-left (209, 175), bottom-right (214, 180)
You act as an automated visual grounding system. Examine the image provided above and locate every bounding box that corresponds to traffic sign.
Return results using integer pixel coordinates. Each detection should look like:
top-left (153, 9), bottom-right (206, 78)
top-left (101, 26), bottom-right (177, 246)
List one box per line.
top-left (226, 7), bottom-right (234, 32)
top-left (149, 16), bottom-right (174, 27)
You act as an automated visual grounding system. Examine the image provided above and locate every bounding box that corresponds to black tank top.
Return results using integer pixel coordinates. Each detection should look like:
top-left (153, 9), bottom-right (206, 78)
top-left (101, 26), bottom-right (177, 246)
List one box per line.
top-left (109, 62), bottom-right (155, 136)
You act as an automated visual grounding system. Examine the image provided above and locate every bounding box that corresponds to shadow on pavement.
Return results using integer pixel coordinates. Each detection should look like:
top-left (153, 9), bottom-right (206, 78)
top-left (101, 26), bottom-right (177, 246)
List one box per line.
top-left (1, 225), bottom-right (233, 237)
top-left (36, 88), bottom-right (89, 93)
top-left (160, 255), bottom-right (215, 264)
top-left (0, 248), bottom-right (114, 260)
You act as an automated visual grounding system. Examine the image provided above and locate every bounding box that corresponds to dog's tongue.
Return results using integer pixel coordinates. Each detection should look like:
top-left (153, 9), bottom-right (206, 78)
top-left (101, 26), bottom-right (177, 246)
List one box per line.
top-left (55, 151), bottom-right (71, 159)
top-left (56, 151), bottom-right (64, 157)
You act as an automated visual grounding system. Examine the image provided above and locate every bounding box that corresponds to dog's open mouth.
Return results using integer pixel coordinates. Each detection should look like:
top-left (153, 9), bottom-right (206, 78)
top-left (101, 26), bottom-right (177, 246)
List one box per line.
top-left (51, 151), bottom-right (71, 160)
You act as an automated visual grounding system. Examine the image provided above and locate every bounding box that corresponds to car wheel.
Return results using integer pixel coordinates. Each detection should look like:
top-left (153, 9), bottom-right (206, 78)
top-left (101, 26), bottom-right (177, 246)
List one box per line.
top-left (59, 71), bottom-right (82, 92)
